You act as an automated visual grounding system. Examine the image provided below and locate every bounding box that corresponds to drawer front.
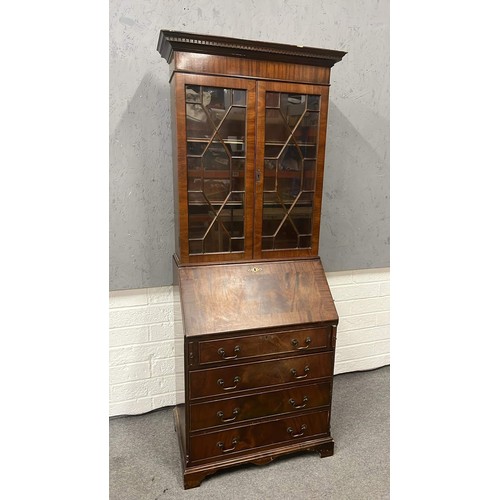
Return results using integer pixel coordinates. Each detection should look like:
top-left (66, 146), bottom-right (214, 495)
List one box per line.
top-left (189, 410), bottom-right (330, 462)
top-left (189, 352), bottom-right (333, 399)
top-left (190, 381), bottom-right (331, 431)
top-left (197, 326), bottom-right (331, 365)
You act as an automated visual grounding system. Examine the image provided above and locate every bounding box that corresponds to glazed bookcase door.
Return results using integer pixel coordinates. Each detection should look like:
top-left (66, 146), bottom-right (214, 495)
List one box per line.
top-left (254, 81), bottom-right (330, 260)
top-left (173, 74), bottom-right (256, 263)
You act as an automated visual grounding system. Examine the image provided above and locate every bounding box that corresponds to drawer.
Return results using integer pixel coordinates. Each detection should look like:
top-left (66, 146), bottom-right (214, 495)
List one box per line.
top-left (189, 351), bottom-right (333, 399)
top-left (197, 326), bottom-right (331, 365)
top-left (190, 381), bottom-right (331, 431)
top-left (189, 409), bottom-right (330, 462)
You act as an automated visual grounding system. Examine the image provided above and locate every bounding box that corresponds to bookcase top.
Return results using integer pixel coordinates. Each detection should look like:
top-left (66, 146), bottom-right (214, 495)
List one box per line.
top-left (157, 30), bottom-right (347, 68)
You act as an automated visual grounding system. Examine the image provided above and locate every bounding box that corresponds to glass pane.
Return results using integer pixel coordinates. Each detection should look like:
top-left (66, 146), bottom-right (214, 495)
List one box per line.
top-left (265, 108), bottom-right (290, 144)
top-left (298, 235), bottom-right (312, 248)
top-left (289, 203), bottom-right (312, 234)
top-left (303, 160), bottom-right (316, 191)
top-left (204, 221), bottom-right (230, 253)
top-left (293, 111), bottom-right (318, 145)
top-left (188, 175), bottom-right (202, 192)
top-left (307, 95), bottom-right (320, 111)
top-left (299, 191), bottom-right (314, 203)
top-left (185, 85), bottom-right (201, 103)
top-left (274, 218), bottom-right (299, 249)
top-left (229, 142), bottom-right (246, 157)
top-left (189, 240), bottom-right (203, 254)
top-left (232, 89), bottom-right (246, 106)
top-left (261, 91), bottom-right (320, 253)
top-left (291, 192), bottom-right (314, 239)
top-left (281, 93), bottom-right (306, 128)
top-left (262, 192), bottom-right (286, 236)
top-left (277, 176), bottom-right (301, 204)
top-left (186, 104), bottom-right (212, 138)
top-left (231, 239), bottom-right (244, 252)
top-left (277, 146), bottom-right (302, 201)
top-left (187, 141), bottom-right (206, 156)
top-left (228, 191), bottom-right (244, 206)
top-left (224, 220), bottom-right (244, 238)
top-left (218, 107), bottom-right (246, 142)
top-left (232, 171), bottom-right (245, 192)
top-left (204, 87), bottom-right (230, 126)
top-left (188, 192), bottom-right (206, 205)
top-left (264, 159), bottom-right (276, 192)
top-left (266, 92), bottom-right (280, 107)
top-left (188, 201), bottom-right (213, 240)
top-left (264, 171), bottom-right (275, 192)
top-left (223, 198), bottom-right (244, 239)
top-left (279, 145), bottom-right (302, 172)
top-left (261, 237), bottom-right (274, 250)
top-left (187, 157), bottom-right (202, 171)
top-left (264, 159), bottom-right (276, 171)
top-left (204, 179), bottom-right (230, 203)
top-left (262, 216), bottom-right (282, 238)
top-left (203, 141), bottom-right (230, 170)
top-left (185, 84), bottom-right (248, 256)
top-left (264, 144), bottom-right (283, 158)
top-left (232, 158), bottom-right (245, 171)
top-left (300, 144), bottom-right (317, 159)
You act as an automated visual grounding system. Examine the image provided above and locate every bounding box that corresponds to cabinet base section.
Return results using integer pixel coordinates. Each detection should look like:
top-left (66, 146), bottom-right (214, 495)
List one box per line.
top-left (173, 406), bottom-right (334, 489)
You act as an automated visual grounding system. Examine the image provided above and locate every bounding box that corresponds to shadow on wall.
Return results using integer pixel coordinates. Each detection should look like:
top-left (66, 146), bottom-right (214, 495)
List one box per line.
top-left (319, 102), bottom-right (390, 271)
top-left (110, 72), bottom-right (174, 290)
top-left (109, 79), bottom-right (390, 290)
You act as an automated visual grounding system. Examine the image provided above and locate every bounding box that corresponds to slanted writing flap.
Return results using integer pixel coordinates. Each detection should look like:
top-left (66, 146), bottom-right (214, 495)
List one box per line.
top-left (178, 258), bottom-right (337, 336)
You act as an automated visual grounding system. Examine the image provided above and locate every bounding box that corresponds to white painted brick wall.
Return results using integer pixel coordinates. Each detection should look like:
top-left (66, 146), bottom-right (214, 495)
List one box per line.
top-left (330, 269), bottom-right (390, 374)
top-left (109, 287), bottom-right (179, 416)
top-left (109, 268), bottom-right (390, 416)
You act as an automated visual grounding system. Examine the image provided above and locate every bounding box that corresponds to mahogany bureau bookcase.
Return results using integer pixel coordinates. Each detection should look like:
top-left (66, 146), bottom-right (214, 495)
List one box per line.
top-left (157, 30), bottom-right (346, 489)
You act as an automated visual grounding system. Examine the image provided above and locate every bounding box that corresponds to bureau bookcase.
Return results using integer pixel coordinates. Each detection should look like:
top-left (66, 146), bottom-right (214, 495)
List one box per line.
top-left (157, 31), bottom-right (346, 489)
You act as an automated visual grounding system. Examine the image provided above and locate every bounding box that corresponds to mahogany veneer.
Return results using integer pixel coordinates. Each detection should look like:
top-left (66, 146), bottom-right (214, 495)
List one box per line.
top-left (158, 31), bottom-right (345, 489)
top-left (197, 325), bottom-right (331, 365)
top-left (173, 257), bottom-right (338, 488)
top-left (189, 381), bottom-right (331, 431)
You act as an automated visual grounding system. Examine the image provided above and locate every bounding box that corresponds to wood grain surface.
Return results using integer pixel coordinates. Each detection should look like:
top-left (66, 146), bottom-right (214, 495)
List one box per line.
top-left (189, 351), bottom-right (333, 399)
top-left (172, 73), bottom-right (256, 264)
top-left (172, 52), bottom-right (332, 85)
top-left (253, 81), bottom-right (330, 260)
top-left (189, 409), bottom-right (330, 462)
top-left (190, 381), bottom-right (331, 431)
top-left (162, 31), bottom-right (344, 490)
top-left (179, 258), bottom-right (338, 336)
top-left (197, 325), bottom-right (331, 365)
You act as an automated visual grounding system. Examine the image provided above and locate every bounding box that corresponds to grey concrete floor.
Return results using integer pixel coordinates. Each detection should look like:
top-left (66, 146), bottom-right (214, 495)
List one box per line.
top-left (110, 366), bottom-right (389, 499)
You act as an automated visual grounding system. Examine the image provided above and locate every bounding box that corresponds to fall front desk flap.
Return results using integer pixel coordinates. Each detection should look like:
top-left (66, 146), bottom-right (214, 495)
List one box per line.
top-left (178, 258), bottom-right (337, 337)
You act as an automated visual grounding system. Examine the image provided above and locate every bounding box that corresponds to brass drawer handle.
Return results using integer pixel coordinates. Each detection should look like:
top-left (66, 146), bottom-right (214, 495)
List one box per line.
top-left (290, 365), bottom-right (310, 379)
top-left (216, 407), bottom-right (240, 423)
top-left (291, 336), bottom-right (312, 350)
top-left (218, 345), bottom-right (240, 360)
top-left (217, 376), bottom-right (241, 390)
top-left (217, 437), bottom-right (239, 453)
top-left (287, 424), bottom-right (307, 438)
top-left (289, 396), bottom-right (308, 409)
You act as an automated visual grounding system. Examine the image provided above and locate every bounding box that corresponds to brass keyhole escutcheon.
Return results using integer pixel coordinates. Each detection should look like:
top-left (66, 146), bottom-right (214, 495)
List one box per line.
top-left (249, 266), bottom-right (262, 273)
